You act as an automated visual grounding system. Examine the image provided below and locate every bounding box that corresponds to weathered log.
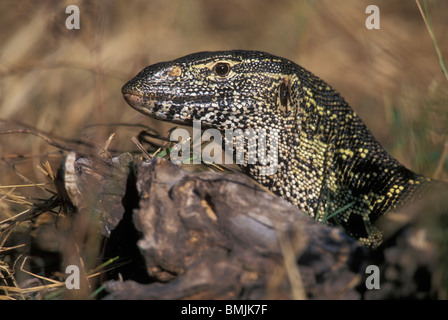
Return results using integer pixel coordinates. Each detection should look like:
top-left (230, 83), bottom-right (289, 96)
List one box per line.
top-left (57, 153), bottom-right (448, 299)
top-left (58, 154), bottom-right (365, 299)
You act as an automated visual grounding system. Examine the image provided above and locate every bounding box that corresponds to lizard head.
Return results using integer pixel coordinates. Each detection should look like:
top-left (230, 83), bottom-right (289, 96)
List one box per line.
top-left (122, 50), bottom-right (300, 131)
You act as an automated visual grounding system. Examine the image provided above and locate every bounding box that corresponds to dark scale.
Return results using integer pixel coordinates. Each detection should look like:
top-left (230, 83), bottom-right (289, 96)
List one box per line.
top-left (122, 50), bottom-right (446, 247)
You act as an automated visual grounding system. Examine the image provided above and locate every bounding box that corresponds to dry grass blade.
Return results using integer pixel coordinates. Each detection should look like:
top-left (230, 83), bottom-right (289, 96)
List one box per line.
top-left (0, 244), bottom-right (26, 254)
top-left (0, 183), bottom-right (49, 189)
top-left (36, 161), bottom-right (56, 181)
top-left (0, 257), bottom-right (66, 299)
top-left (434, 140), bottom-right (448, 180)
top-left (0, 119), bottom-right (96, 155)
top-left (98, 132), bottom-right (116, 158)
top-left (415, 0), bottom-right (448, 81)
top-left (275, 223), bottom-right (307, 300)
top-left (0, 264), bottom-right (22, 300)
top-left (131, 136), bottom-right (152, 160)
top-left (0, 253), bottom-right (121, 299)
top-left (0, 196), bottom-right (61, 233)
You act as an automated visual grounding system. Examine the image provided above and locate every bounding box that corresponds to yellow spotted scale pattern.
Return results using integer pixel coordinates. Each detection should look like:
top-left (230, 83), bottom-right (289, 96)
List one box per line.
top-left (122, 50), bottom-right (443, 247)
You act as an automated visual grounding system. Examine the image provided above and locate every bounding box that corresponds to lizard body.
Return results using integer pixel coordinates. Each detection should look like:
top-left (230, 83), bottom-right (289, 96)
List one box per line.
top-left (122, 50), bottom-right (443, 247)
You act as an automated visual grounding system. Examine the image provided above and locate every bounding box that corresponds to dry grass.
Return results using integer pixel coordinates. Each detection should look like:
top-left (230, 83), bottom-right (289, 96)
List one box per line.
top-left (0, 0), bottom-right (447, 299)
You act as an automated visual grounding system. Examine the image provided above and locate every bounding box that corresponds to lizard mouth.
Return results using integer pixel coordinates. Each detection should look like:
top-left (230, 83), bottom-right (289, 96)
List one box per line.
top-left (122, 91), bottom-right (148, 107)
top-left (122, 90), bottom-right (195, 124)
top-left (123, 86), bottom-right (218, 108)
top-left (122, 92), bottom-right (156, 115)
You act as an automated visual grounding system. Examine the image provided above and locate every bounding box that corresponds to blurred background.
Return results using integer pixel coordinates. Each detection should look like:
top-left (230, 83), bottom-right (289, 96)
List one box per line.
top-left (1, 0), bottom-right (447, 177)
top-left (0, 0), bottom-right (447, 297)
top-left (1, 0), bottom-right (447, 182)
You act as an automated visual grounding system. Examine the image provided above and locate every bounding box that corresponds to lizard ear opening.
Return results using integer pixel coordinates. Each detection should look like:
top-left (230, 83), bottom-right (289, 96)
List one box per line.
top-left (278, 78), bottom-right (290, 115)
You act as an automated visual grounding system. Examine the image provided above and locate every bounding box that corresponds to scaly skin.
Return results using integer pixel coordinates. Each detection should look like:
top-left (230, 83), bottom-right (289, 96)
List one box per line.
top-left (122, 50), bottom-right (442, 247)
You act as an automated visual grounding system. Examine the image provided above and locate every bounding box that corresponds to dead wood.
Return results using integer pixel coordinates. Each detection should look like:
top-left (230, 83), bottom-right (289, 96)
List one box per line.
top-left (55, 154), bottom-right (448, 299)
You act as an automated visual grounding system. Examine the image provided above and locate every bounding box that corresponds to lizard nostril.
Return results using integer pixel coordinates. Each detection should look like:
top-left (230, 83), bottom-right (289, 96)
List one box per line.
top-left (167, 66), bottom-right (182, 77)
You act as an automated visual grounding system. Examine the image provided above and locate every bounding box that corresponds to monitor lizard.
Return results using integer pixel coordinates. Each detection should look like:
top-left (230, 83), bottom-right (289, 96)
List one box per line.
top-left (121, 50), bottom-right (445, 247)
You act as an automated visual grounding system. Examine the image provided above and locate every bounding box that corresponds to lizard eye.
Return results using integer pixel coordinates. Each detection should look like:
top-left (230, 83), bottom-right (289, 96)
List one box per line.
top-left (213, 62), bottom-right (231, 77)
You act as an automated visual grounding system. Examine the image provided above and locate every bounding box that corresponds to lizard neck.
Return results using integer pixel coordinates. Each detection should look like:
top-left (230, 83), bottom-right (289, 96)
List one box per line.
top-left (239, 81), bottom-right (436, 246)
